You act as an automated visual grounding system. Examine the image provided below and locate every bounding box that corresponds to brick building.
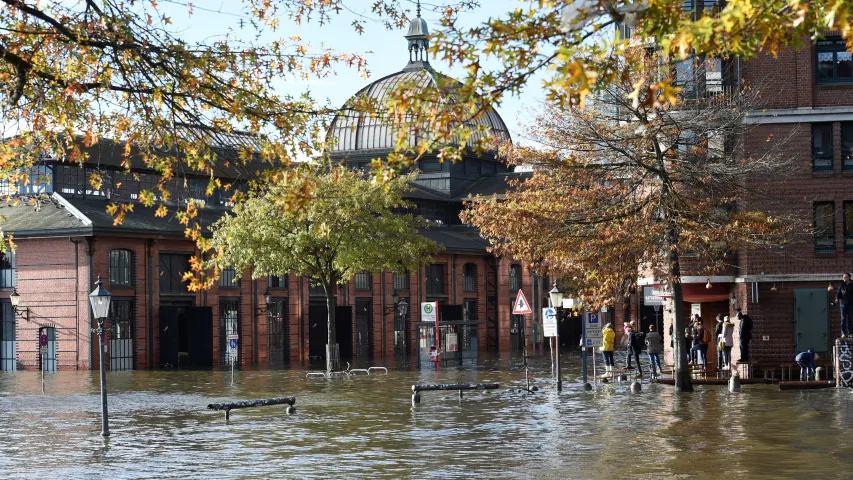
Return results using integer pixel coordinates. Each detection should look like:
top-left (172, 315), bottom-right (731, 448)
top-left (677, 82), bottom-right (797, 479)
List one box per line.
top-left (0, 11), bottom-right (551, 372)
top-left (630, 30), bottom-right (853, 376)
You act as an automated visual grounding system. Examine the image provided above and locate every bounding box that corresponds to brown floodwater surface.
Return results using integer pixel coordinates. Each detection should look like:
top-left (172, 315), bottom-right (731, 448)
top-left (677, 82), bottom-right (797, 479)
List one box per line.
top-left (1, 354), bottom-right (851, 479)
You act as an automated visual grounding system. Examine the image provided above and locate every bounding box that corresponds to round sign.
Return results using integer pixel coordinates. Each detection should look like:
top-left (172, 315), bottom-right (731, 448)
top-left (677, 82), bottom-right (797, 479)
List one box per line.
top-left (39, 334), bottom-right (48, 347)
top-left (229, 339), bottom-right (238, 349)
top-left (423, 304), bottom-right (433, 314)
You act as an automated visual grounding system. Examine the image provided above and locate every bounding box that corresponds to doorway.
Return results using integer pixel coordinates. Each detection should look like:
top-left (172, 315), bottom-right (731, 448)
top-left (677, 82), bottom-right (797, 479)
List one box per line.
top-left (159, 306), bottom-right (213, 368)
top-left (795, 288), bottom-right (829, 353)
top-left (109, 298), bottom-right (134, 371)
top-left (308, 305), bottom-right (353, 361)
top-left (268, 299), bottom-right (288, 367)
top-left (355, 300), bottom-right (372, 359)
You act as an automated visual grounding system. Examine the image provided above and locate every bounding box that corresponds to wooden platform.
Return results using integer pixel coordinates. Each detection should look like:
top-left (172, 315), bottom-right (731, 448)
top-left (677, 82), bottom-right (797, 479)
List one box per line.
top-left (655, 377), bottom-right (776, 386)
top-left (779, 380), bottom-right (835, 390)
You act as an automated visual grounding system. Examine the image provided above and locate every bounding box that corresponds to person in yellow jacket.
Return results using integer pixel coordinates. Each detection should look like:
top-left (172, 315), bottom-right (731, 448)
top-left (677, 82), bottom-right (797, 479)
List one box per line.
top-left (601, 323), bottom-right (616, 372)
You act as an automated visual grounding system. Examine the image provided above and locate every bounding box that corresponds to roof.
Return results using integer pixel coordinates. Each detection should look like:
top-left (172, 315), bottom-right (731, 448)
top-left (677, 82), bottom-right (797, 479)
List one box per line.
top-left (0, 193), bottom-right (225, 238)
top-left (420, 225), bottom-right (490, 253)
top-left (456, 172), bottom-right (531, 201)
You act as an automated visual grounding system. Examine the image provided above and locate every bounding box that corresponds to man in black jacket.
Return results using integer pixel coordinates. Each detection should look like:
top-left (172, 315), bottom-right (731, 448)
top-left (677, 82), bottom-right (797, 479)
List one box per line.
top-left (836, 273), bottom-right (853, 338)
top-left (737, 309), bottom-right (753, 362)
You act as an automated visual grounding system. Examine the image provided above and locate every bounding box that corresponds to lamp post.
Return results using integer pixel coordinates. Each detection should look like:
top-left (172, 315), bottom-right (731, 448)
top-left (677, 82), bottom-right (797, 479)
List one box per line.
top-left (398, 297), bottom-right (409, 364)
top-left (88, 275), bottom-right (112, 437)
top-left (548, 282), bottom-right (564, 392)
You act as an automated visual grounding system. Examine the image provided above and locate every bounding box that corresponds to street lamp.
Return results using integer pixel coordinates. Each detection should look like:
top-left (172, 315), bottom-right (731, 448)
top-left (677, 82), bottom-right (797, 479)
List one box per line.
top-left (9, 288), bottom-right (28, 321)
top-left (548, 282), bottom-right (564, 392)
top-left (88, 275), bottom-right (112, 437)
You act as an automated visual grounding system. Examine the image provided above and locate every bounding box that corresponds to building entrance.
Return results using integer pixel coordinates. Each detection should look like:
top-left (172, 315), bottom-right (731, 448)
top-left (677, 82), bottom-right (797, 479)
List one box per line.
top-left (159, 306), bottom-right (213, 368)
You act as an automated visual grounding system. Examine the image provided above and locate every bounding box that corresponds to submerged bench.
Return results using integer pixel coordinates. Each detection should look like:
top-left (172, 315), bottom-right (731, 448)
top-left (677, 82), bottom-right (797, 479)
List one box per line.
top-left (411, 383), bottom-right (499, 405)
top-left (208, 396), bottom-right (296, 420)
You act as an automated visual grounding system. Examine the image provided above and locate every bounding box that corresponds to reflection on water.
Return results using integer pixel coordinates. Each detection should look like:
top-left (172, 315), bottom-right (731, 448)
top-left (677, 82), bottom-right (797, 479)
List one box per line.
top-left (2, 354), bottom-right (853, 479)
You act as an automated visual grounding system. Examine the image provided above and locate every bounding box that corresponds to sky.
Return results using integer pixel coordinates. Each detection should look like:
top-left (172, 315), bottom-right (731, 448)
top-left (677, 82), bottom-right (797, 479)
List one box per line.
top-left (158, 0), bottom-right (547, 146)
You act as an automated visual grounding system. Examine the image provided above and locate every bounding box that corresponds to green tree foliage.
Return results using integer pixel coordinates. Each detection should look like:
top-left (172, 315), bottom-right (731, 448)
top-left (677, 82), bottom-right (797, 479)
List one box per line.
top-left (206, 165), bottom-right (438, 371)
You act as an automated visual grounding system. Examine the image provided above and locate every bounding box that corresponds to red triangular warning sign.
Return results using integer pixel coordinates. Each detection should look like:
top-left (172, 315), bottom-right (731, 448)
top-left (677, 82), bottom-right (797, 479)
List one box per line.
top-left (512, 289), bottom-right (533, 315)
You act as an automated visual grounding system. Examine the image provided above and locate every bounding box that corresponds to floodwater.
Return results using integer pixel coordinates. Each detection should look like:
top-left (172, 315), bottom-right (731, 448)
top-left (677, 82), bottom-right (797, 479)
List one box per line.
top-left (1, 354), bottom-right (852, 480)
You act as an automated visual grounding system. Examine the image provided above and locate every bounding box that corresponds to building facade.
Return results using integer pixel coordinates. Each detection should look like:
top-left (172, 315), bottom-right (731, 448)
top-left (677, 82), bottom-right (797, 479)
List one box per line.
top-left (0, 12), bottom-right (558, 372)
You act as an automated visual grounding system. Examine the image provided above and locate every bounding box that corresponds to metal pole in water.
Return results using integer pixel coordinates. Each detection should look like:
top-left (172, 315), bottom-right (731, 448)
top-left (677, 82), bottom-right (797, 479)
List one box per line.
top-left (581, 315), bottom-right (588, 385)
top-left (97, 325), bottom-right (110, 436)
top-left (231, 358), bottom-right (235, 386)
top-left (41, 351), bottom-right (45, 394)
top-left (555, 315), bottom-right (562, 392)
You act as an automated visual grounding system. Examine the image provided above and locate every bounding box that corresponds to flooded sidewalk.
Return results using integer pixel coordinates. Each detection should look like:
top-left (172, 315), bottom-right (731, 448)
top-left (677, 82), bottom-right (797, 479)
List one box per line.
top-left (1, 356), bottom-right (852, 479)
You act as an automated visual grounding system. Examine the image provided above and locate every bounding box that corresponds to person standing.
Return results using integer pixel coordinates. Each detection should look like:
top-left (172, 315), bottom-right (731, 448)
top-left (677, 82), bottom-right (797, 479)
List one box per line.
top-left (601, 323), bottom-right (615, 372)
top-left (626, 324), bottom-right (645, 377)
top-left (737, 309), bottom-right (754, 362)
top-left (836, 273), bottom-right (853, 338)
top-left (645, 324), bottom-right (663, 378)
top-left (622, 320), bottom-right (635, 369)
top-left (720, 316), bottom-right (735, 370)
top-left (795, 349), bottom-right (816, 381)
top-left (690, 320), bottom-right (709, 369)
top-left (714, 314), bottom-right (724, 367)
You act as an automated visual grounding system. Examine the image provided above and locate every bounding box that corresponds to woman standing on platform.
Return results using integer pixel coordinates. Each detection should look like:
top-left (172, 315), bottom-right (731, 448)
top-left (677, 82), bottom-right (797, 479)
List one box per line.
top-left (720, 316), bottom-right (735, 370)
top-left (601, 323), bottom-right (615, 372)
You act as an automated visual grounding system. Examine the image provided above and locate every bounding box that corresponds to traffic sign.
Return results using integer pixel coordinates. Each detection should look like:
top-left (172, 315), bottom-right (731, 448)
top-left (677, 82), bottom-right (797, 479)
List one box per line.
top-left (542, 307), bottom-right (557, 337)
top-left (229, 339), bottom-right (238, 349)
top-left (585, 337), bottom-right (603, 348)
top-left (512, 290), bottom-right (533, 315)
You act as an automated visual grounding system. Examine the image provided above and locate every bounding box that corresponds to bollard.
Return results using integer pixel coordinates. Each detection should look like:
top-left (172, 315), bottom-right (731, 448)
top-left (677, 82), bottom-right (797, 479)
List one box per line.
top-left (729, 373), bottom-right (741, 392)
top-left (412, 393), bottom-right (421, 405)
top-left (630, 381), bottom-right (642, 393)
top-left (816, 367), bottom-right (824, 381)
top-left (583, 382), bottom-right (593, 391)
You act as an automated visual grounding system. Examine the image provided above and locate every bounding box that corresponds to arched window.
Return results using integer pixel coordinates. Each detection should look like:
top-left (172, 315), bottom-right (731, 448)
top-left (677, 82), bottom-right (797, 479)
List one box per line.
top-left (463, 263), bottom-right (477, 292)
top-left (109, 249), bottom-right (133, 286)
top-left (355, 272), bottom-right (371, 290)
top-left (509, 264), bottom-right (522, 292)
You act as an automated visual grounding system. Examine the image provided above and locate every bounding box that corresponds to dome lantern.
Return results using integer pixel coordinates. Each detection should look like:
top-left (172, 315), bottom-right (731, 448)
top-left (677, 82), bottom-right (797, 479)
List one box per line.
top-left (405, 1), bottom-right (430, 66)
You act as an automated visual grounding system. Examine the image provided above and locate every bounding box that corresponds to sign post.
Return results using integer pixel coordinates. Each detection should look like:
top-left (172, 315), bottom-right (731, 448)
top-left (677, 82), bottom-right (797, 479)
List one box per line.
top-left (39, 332), bottom-right (47, 394)
top-left (420, 302), bottom-right (439, 368)
top-left (582, 312), bottom-right (601, 387)
top-left (543, 306), bottom-right (559, 389)
top-left (513, 290), bottom-right (533, 393)
top-left (227, 335), bottom-right (238, 385)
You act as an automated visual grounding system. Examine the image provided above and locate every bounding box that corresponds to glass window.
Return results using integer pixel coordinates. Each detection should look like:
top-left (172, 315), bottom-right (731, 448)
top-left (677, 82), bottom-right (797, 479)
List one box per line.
top-left (842, 122), bottom-right (853, 170)
top-left (425, 264), bottom-right (445, 296)
top-left (0, 251), bottom-right (14, 289)
top-left (219, 266), bottom-right (239, 288)
top-left (393, 271), bottom-right (409, 290)
top-left (812, 123), bottom-right (833, 171)
top-left (354, 272), bottom-right (371, 290)
top-left (814, 201), bottom-right (836, 252)
top-left (308, 280), bottom-right (325, 296)
top-left (463, 263), bottom-right (477, 292)
top-left (816, 38), bottom-right (853, 83)
top-left (268, 275), bottom-right (288, 288)
top-left (509, 264), bottom-right (522, 292)
top-left (109, 249), bottom-right (133, 287)
top-left (0, 302), bottom-right (14, 371)
top-left (676, 58), bottom-right (695, 94)
top-left (159, 254), bottom-right (190, 294)
top-left (845, 202), bottom-right (853, 251)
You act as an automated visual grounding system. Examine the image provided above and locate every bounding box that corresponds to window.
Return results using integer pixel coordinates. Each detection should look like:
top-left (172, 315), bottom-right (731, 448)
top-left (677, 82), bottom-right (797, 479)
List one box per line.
top-left (845, 202), bottom-right (853, 251)
top-left (509, 264), bottom-right (522, 292)
top-left (463, 299), bottom-right (477, 322)
top-left (842, 122), bottom-right (853, 170)
top-left (308, 281), bottom-right (325, 296)
top-left (109, 298), bottom-right (133, 371)
top-left (425, 264), bottom-right (446, 296)
top-left (816, 38), bottom-right (853, 84)
top-left (219, 266), bottom-right (239, 288)
top-left (463, 263), bottom-right (477, 292)
top-left (268, 275), bottom-right (288, 288)
top-left (109, 249), bottom-right (133, 287)
top-left (0, 301), bottom-right (14, 371)
top-left (268, 299), bottom-right (288, 366)
top-left (354, 272), bottom-right (371, 290)
top-left (0, 251), bottom-right (14, 289)
top-left (393, 271), bottom-right (409, 290)
top-left (814, 201), bottom-right (836, 252)
top-left (675, 58), bottom-right (696, 94)
top-left (812, 123), bottom-right (833, 171)
top-left (0, 165), bottom-right (54, 196)
top-left (159, 254), bottom-right (190, 294)
top-left (615, 22), bottom-right (632, 41)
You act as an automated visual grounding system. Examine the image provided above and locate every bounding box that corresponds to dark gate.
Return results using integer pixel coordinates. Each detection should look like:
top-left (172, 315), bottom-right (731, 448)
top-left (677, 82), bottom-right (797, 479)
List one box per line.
top-left (268, 299), bottom-right (288, 366)
top-left (159, 306), bottom-right (213, 368)
top-left (0, 301), bottom-right (14, 371)
top-left (510, 298), bottom-right (525, 352)
top-left (219, 298), bottom-right (240, 366)
top-left (109, 298), bottom-right (134, 371)
top-left (308, 305), bottom-right (354, 361)
top-left (355, 300), bottom-right (372, 359)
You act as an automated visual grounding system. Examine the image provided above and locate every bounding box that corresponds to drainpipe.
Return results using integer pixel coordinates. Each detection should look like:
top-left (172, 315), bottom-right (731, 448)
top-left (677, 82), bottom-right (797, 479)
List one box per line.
top-left (253, 277), bottom-right (259, 365)
top-left (147, 240), bottom-right (155, 369)
top-left (70, 238), bottom-right (80, 370)
top-left (85, 237), bottom-right (93, 370)
top-left (381, 272), bottom-right (386, 358)
top-left (298, 277), bottom-right (303, 361)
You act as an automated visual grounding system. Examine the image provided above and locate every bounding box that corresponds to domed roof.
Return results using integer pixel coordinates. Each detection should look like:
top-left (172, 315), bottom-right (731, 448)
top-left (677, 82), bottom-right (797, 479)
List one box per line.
top-left (326, 5), bottom-right (510, 155)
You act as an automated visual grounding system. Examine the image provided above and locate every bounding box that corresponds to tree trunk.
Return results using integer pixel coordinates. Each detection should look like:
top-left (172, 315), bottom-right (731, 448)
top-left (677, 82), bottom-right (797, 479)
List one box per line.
top-left (324, 275), bottom-right (339, 373)
top-left (666, 225), bottom-right (694, 392)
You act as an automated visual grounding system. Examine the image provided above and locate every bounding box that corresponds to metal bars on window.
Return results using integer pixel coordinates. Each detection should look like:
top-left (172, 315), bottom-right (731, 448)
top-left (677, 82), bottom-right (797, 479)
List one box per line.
top-left (463, 263), bottom-right (477, 292)
top-left (220, 299), bottom-right (240, 365)
top-left (219, 266), bottom-right (239, 288)
top-left (509, 264), bottom-right (522, 292)
top-left (354, 272), bottom-right (371, 290)
top-left (393, 271), bottom-right (409, 291)
top-left (0, 302), bottom-right (14, 371)
top-left (268, 300), bottom-right (288, 366)
top-left (109, 299), bottom-right (134, 371)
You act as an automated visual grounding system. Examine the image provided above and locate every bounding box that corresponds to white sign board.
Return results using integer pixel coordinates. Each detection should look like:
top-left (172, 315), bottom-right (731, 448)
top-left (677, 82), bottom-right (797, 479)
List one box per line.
top-left (562, 298), bottom-right (579, 309)
top-left (420, 302), bottom-right (438, 323)
top-left (691, 304), bottom-right (702, 317)
top-left (584, 312), bottom-right (601, 333)
top-left (542, 307), bottom-right (557, 337)
top-left (584, 337), bottom-right (603, 348)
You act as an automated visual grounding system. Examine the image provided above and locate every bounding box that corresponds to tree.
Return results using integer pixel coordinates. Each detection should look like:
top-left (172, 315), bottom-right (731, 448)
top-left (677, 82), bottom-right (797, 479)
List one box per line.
top-left (206, 165), bottom-right (438, 372)
top-left (462, 48), bottom-right (799, 392)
